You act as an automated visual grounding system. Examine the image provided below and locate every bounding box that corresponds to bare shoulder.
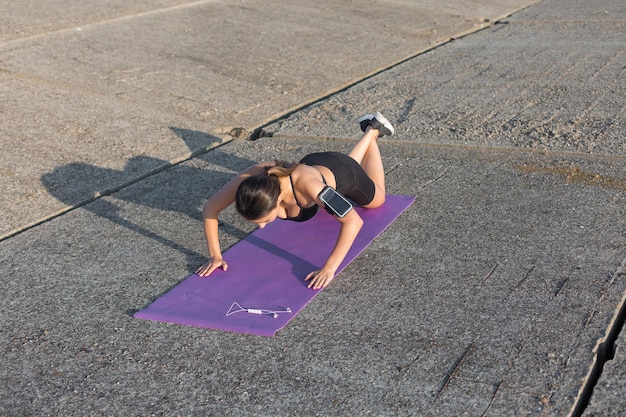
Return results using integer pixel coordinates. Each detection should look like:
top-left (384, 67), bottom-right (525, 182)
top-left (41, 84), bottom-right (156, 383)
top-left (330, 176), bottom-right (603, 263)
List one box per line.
top-left (292, 165), bottom-right (326, 201)
top-left (292, 164), bottom-right (320, 180)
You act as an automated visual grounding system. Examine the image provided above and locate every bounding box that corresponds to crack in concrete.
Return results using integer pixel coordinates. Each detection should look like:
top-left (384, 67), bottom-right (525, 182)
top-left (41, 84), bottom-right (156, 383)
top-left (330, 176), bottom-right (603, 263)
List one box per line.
top-left (570, 257), bottom-right (626, 416)
top-left (433, 342), bottom-right (474, 402)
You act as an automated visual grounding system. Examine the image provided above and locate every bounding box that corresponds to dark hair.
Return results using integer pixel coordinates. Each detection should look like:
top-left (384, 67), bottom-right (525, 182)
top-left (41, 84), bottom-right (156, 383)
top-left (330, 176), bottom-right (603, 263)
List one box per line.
top-left (235, 175), bottom-right (281, 220)
top-left (235, 161), bottom-right (298, 220)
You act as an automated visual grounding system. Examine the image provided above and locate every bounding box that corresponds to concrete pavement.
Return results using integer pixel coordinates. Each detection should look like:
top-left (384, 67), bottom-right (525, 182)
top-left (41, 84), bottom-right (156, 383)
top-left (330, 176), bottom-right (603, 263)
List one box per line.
top-left (1, 0), bottom-right (625, 416)
top-left (0, 0), bottom-right (537, 239)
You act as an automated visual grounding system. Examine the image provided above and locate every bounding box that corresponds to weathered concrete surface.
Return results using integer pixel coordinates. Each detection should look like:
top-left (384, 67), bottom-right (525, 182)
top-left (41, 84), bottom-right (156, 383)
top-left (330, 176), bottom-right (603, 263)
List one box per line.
top-left (267, 2), bottom-right (626, 412)
top-left (1, 0), bottom-right (625, 416)
top-left (0, 0), bottom-right (537, 239)
top-left (267, 1), bottom-right (626, 155)
top-left (1, 136), bottom-right (625, 416)
top-left (583, 288), bottom-right (626, 417)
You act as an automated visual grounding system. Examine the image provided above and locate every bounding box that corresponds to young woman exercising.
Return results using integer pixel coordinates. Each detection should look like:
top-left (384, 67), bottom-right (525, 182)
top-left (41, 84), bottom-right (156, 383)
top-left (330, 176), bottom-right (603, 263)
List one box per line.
top-left (196, 112), bottom-right (394, 289)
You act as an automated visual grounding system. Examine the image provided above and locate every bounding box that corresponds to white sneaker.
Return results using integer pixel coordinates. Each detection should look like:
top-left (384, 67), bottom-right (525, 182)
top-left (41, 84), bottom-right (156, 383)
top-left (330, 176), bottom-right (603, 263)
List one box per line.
top-left (357, 111), bottom-right (394, 136)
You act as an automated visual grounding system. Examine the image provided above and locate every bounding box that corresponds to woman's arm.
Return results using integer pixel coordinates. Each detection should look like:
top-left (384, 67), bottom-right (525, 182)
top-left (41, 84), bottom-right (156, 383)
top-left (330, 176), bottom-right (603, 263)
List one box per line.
top-left (196, 162), bottom-right (273, 277)
top-left (293, 170), bottom-right (364, 289)
top-left (304, 209), bottom-right (363, 289)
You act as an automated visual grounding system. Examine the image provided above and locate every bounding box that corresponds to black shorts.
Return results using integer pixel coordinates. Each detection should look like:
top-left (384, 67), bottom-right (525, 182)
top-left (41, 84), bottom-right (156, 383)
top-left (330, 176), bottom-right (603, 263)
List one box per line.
top-left (299, 151), bottom-right (376, 206)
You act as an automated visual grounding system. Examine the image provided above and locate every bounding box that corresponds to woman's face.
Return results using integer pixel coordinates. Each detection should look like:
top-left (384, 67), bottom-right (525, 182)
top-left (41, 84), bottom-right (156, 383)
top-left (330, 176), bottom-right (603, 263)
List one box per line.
top-left (250, 207), bottom-right (279, 229)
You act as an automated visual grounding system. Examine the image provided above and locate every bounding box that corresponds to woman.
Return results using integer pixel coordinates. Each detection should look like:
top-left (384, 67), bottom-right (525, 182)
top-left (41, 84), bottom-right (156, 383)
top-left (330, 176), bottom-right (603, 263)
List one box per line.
top-left (196, 112), bottom-right (394, 289)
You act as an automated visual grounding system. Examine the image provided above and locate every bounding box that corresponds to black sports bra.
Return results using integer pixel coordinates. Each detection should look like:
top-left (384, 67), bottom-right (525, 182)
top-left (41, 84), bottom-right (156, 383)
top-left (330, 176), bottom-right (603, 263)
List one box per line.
top-left (284, 174), bottom-right (326, 222)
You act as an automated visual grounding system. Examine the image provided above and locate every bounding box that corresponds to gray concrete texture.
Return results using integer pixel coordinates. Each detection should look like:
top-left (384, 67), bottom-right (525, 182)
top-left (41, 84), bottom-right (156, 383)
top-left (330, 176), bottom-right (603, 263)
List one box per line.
top-left (585, 292), bottom-right (626, 417)
top-left (1, 0), bottom-right (625, 416)
top-left (0, 0), bottom-right (537, 239)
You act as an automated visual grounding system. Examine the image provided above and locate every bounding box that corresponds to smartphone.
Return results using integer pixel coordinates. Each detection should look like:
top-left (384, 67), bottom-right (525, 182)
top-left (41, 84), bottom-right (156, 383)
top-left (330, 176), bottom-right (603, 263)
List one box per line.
top-left (318, 186), bottom-right (353, 218)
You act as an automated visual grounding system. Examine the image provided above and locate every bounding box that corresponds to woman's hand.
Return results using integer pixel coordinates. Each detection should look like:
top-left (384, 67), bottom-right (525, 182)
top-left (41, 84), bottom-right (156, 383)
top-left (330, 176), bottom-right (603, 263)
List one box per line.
top-left (305, 268), bottom-right (336, 289)
top-left (196, 257), bottom-right (229, 277)
top-left (303, 209), bottom-right (363, 290)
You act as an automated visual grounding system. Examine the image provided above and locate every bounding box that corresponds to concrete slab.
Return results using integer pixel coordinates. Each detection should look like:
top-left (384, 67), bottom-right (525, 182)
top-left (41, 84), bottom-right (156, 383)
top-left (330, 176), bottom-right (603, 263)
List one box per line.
top-left (266, 1), bottom-right (625, 155)
top-left (261, 0), bottom-right (626, 413)
top-left (0, 69), bottom-right (226, 237)
top-left (1, 0), bottom-right (625, 415)
top-left (0, 0), bottom-right (537, 238)
top-left (0, 0), bottom-right (189, 42)
top-left (1, 136), bottom-right (625, 416)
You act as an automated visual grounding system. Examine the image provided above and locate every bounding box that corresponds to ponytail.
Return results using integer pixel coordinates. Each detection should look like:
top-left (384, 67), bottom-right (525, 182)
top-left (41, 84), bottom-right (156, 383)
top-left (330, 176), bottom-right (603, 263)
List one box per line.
top-left (264, 160), bottom-right (299, 178)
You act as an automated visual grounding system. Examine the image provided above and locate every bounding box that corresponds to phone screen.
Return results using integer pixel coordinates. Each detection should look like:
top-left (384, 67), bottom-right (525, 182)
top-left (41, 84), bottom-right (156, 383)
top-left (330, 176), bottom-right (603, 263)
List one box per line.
top-left (319, 187), bottom-right (353, 217)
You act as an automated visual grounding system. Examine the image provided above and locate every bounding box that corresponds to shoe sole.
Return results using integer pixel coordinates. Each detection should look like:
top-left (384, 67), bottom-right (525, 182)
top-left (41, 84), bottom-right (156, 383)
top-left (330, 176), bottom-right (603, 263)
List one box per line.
top-left (373, 111), bottom-right (395, 135)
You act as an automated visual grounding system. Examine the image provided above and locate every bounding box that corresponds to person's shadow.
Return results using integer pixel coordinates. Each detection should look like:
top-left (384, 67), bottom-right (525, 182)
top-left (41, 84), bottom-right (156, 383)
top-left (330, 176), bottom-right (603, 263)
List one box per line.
top-left (41, 127), bottom-right (254, 274)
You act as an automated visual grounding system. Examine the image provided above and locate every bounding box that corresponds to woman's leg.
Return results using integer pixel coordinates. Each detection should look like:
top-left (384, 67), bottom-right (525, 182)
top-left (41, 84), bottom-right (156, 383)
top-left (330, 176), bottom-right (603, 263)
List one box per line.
top-left (348, 112), bottom-right (394, 208)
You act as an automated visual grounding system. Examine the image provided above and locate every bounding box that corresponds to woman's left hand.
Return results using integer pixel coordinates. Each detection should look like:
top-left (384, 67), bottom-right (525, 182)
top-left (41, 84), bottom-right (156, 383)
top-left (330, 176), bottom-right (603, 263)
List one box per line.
top-left (305, 268), bottom-right (336, 289)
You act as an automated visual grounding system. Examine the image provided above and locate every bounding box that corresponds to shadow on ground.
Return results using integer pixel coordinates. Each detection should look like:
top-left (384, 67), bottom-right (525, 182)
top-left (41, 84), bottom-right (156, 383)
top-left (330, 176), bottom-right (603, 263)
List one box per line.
top-left (40, 127), bottom-right (254, 277)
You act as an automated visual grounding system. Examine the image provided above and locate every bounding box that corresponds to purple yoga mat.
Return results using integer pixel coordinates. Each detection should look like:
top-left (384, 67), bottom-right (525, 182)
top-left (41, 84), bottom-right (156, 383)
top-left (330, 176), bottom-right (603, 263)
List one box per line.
top-left (134, 195), bottom-right (415, 336)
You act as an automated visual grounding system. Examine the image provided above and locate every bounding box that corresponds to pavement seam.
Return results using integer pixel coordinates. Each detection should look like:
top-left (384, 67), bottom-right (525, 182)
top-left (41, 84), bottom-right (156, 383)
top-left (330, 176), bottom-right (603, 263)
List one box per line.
top-left (247, 5), bottom-right (540, 140)
top-left (3, 135), bottom-right (623, 244)
top-left (0, 139), bottom-right (231, 243)
top-left (0, 0), bottom-right (222, 51)
top-left (569, 256), bottom-right (626, 417)
top-left (2, 1), bottom-right (624, 415)
top-left (0, 3), bottom-right (540, 243)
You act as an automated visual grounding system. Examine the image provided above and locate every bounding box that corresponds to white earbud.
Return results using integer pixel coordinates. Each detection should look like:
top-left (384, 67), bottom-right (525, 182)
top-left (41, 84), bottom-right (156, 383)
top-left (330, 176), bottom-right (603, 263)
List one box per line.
top-left (226, 302), bottom-right (292, 319)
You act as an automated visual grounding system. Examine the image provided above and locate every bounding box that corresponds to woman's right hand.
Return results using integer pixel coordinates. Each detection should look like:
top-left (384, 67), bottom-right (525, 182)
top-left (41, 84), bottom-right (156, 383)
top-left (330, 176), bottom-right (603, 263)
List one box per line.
top-left (196, 257), bottom-right (228, 277)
